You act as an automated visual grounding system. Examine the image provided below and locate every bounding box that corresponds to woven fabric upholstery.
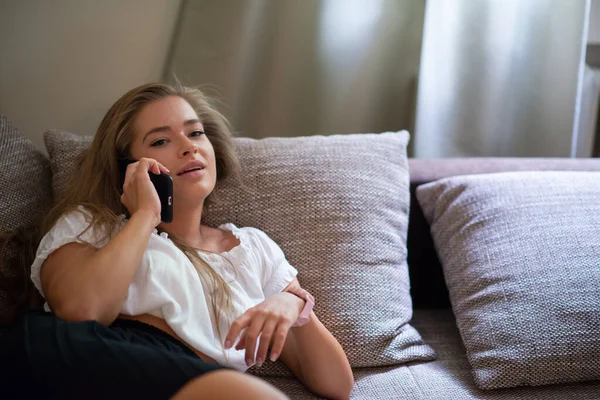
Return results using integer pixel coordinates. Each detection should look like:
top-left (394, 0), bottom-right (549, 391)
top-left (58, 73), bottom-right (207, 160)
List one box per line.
top-left (43, 129), bottom-right (435, 373)
top-left (416, 171), bottom-right (600, 390)
top-left (261, 310), bottom-right (600, 399)
top-left (43, 129), bottom-right (91, 199)
top-left (0, 116), bottom-right (53, 316)
top-left (0, 117), bottom-right (53, 232)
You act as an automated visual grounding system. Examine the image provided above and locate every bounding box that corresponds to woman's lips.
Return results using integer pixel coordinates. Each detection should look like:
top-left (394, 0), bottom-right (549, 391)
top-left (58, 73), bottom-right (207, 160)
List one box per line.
top-left (178, 168), bottom-right (206, 178)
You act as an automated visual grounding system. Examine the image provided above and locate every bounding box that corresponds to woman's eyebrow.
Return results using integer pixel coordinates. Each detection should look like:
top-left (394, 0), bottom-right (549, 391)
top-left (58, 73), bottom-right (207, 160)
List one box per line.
top-left (143, 119), bottom-right (201, 143)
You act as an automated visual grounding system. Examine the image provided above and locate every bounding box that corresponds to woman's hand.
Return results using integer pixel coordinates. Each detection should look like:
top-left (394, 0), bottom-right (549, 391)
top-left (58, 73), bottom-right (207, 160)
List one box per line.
top-left (120, 157), bottom-right (170, 226)
top-left (224, 292), bottom-right (305, 367)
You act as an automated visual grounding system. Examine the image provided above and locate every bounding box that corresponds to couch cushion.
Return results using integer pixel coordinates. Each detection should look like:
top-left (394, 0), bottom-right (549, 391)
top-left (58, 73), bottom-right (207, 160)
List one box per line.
top-left (43, 129), bottom-right (91, 199)
top-left (261, 310), bottom-right (600, 399)
top-left (0, 117), bottom-right (53, 234)
top-left (0, 116), bottom-right (53, 318)
top-left (204, 132), bottom-right (436, 371)
top-left (415, 171), bottom-right (600, 390)
top-left (406, 157), bottom-right (600, 310)
top-left (43, 129), bottom-right (436, 372)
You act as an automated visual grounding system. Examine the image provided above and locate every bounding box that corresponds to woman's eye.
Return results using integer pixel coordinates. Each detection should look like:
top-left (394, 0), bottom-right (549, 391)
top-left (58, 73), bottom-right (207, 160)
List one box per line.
top-left (150, 139), bottom-right (167, 147)
top-left (150, 131), bottom-right (204, 147)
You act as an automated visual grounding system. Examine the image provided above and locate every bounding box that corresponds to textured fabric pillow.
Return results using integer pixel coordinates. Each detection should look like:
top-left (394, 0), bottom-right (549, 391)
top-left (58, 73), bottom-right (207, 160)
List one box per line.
top-left (0, 116), bottom-right (53, 317)
top-left (204, 132), bottom-right (435, 372)
top-left (416, 171), bottom-right (600, 390)
top-left (43, 129), bottom-right (92, 199)
top-left (43, 129), bottom-right (436, 374)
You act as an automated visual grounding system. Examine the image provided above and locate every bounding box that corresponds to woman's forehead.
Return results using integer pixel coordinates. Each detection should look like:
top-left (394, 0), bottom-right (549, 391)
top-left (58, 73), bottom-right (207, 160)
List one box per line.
top-left (136, 97), bottom-right (199, 128)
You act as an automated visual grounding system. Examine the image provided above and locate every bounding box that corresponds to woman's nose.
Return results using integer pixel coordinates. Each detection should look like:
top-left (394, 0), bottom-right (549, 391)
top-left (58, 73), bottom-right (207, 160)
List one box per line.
top-left (181, 138), bottom-right (198, 156)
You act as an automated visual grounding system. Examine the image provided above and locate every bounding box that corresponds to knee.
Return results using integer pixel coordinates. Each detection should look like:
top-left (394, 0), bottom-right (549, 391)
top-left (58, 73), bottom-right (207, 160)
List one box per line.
top-left (170, 370), bottom-right (289, 400)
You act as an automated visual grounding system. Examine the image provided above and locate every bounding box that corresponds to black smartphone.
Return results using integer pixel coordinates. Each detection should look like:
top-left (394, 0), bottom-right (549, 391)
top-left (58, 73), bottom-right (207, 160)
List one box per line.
top-left (117, 158), bottom-right (173, 223)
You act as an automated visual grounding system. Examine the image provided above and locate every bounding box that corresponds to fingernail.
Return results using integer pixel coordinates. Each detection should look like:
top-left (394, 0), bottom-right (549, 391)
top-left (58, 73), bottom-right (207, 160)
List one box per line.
top-left (224, 340), bottom-right (231, 349)
top-left (166, 168), bottom-right (170, 172)
top-left (270, 353), bottom-right (279, 362)
top-left (256, 357), bottom-right (263, 367)
top-left (246, 358), bottom-right (253, 367)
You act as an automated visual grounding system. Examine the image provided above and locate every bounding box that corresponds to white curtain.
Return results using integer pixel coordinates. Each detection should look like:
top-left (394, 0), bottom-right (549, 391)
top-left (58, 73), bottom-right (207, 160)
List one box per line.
top-left (165, 0), bottom-right (425, 142)
top-left (414, 0), bottom-right (591, 157)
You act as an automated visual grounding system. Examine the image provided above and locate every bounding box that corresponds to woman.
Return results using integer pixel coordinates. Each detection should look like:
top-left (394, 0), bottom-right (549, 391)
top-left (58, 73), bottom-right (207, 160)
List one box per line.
top-left (2, 83), bottom-right (353, 399)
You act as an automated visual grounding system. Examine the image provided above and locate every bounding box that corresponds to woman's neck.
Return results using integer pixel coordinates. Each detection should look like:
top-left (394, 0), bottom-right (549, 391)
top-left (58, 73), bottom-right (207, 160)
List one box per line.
top-left (158, 203), bottom-right (205, 247)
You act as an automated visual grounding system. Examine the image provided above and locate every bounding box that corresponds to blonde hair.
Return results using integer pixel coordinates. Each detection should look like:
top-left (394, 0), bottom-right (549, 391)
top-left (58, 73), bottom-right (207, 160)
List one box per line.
top-left (43, 82), bottom-right (242, 355)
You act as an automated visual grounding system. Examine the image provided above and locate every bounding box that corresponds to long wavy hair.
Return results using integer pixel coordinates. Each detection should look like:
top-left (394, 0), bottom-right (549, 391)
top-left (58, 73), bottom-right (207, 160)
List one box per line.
top-left (1, 83), bottom-right (242, 354)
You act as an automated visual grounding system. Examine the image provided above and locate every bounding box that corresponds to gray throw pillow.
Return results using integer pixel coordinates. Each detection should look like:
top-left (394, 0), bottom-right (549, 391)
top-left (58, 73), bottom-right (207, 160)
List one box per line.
top-left (43, 129), bottom-right (91, 199)
top-left (204, 132), bottom-right (435, 373)
top-left (416, 171), bottom-right (600, 389)
top-left (44, 129), bottom-right (436, 375)
top-left (0, 116), bottom-right (53, 316)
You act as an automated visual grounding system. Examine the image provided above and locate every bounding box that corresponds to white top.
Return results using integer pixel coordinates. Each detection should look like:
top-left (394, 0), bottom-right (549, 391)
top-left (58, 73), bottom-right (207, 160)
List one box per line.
top-left (29, 206), bottom-right (298, 371)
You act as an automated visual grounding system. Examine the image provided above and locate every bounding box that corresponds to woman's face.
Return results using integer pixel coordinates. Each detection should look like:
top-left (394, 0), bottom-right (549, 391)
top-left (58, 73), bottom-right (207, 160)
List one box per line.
top-left (129, 95), bottom-right (217, 205)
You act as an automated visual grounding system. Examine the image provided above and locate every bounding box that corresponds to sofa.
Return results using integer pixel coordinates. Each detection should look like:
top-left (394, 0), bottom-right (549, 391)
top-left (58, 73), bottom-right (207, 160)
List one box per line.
top-left (1, 115), bottom-right (600, 399)
top-left (264, 157), bottom-right (600, 400)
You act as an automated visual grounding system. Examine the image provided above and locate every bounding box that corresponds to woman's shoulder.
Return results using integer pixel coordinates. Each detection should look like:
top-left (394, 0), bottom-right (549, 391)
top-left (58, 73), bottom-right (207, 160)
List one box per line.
top-left (62, 204), bottom-right (120, 224)
top-left (48, 204), bottom-right (125, 245)
top-left (47, 205), bottom-right (93, 233)
top-left (58, 205), bottom-right (126, 224)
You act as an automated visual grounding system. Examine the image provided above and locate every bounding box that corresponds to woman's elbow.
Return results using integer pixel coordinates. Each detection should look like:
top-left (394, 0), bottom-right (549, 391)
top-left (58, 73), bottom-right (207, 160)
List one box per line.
top-left (314, 374), bottom-right (354, 400)
top-left (339, 376), bottom-right (355, 400)
top-left (335, 379), bottom-right (355, 400)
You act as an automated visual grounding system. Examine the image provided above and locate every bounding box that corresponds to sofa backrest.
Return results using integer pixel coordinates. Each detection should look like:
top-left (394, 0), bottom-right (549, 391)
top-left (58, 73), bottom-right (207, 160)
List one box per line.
top-left (3, 118), bottom-right (600, 313)
top-left (406, 157), bottom-right (600, 309)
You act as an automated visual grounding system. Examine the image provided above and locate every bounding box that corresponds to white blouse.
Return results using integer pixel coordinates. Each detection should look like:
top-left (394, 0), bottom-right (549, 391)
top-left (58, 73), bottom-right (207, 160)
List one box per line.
top-left (29, 206), bottom-right (298, 371)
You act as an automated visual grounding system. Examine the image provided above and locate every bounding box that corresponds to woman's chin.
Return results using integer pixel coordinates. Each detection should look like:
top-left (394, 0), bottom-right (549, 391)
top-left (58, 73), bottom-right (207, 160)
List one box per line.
top-left (173, 189), bottom-right (212, 206)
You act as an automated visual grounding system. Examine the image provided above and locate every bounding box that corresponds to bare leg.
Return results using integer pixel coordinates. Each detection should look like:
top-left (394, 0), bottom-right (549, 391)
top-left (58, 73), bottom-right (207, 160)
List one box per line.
top-left (170, 370), bottom-right (289, 400)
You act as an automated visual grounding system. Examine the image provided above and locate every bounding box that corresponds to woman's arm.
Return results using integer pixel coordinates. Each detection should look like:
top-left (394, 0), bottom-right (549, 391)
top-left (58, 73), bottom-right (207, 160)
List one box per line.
top-left (42, 158), bottom-right (168, 325)
top-left (41, 209), bottom-right (157, 325)
top-left (277, 278), bottom-right (354, 399)
top-left (279, 308), bottom-right (354, 400)
top-left (226, 277), bottom-right (354, 399)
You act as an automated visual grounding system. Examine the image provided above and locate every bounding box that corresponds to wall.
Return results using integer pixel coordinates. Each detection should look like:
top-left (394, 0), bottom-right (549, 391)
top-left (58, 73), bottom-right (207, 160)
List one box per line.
top-left (0, 0), bottom-right (181, 154)
top-left (590, 0), bottom-right (600, 43)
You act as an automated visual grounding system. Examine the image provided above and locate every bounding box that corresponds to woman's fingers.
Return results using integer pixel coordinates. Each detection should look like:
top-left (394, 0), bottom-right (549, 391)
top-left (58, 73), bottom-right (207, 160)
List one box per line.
top-left (122, 159), bottom-right (139, 189)
top-left (269, 320), bottom-right (292, 362)
top-left (255, 318), bottom-right (278, 367)
top-left (225, 300), bottom-right (297, 367)
top-left (235, 330), bottom-right (247, 350)
top-left (225, 312), bottom-right (252, 349)
top-left (242, 313), bottom-right (268, 367)
top-left (153, 160), bottom-right (169, 175)
top-left (137, 157), bottom-right (170, 175)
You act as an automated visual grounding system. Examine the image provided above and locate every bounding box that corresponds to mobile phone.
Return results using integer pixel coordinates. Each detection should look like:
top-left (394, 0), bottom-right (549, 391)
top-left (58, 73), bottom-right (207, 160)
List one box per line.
top-left (117, 158), bottom-right (173, 223)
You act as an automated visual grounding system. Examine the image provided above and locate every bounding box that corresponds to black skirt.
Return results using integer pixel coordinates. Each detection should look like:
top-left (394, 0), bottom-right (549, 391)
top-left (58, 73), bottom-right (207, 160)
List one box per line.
top-left (0, 308), bottom-right (227, 399)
